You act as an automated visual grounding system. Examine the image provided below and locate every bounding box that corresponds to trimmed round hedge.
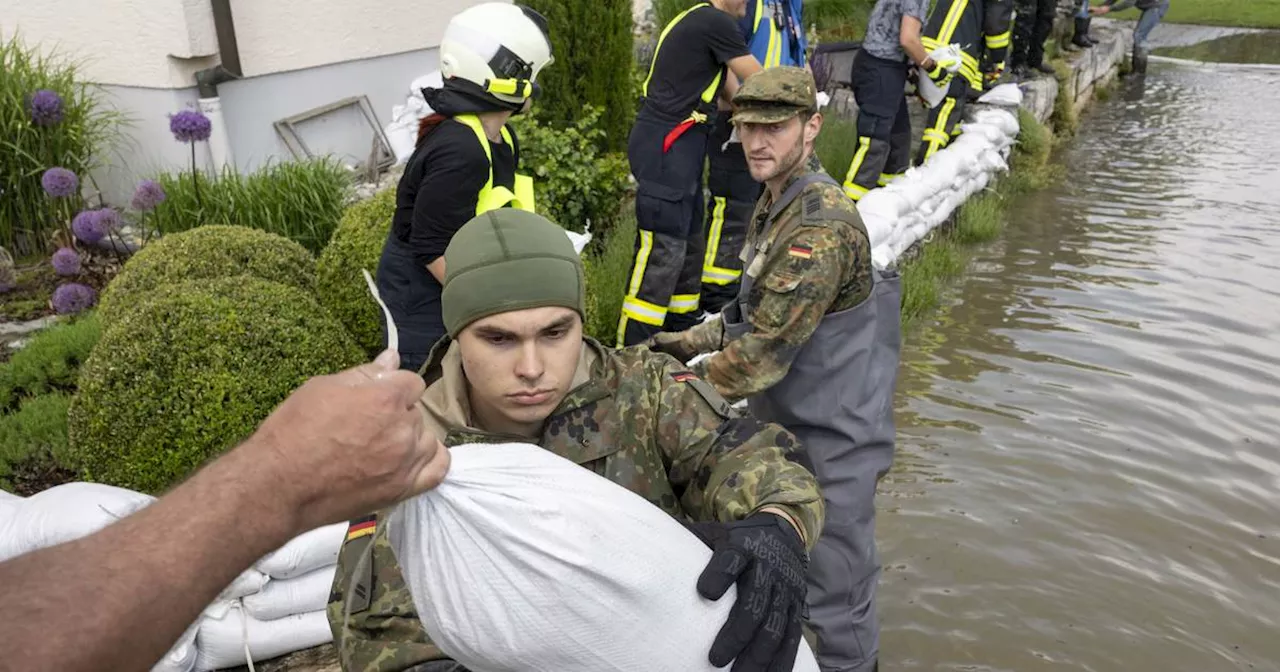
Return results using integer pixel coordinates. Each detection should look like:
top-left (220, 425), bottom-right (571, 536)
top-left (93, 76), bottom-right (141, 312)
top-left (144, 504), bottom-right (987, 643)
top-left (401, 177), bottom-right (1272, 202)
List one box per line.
top-left (316, 187), bottom-right (395, 357)
top-left (67, 276), bottom-right (365, 494)
top-left (96, 225), bottom-right (316, 327)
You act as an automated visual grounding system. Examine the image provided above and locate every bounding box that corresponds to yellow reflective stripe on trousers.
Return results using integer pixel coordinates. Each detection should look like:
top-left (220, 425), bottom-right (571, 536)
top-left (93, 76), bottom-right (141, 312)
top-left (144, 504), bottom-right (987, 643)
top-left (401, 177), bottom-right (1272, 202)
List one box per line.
top-left (922, 98), bottom-right (957, 162)
top-left (454, 114), bottom-right (535, 215)
top-left (877, 172), bottom-right (902, 187)
top-left (701, 197), bottom-right (743, 285)
top-left (842, 136), bottom-right (873, 199)
top-left (669, 294), bottom-right (700, 314)
top-left (644, 3), bottom-right (715, 99)
top-left (986, 30), bottom-right (1011, 49)
top-left (622, 297), bottom-right (668, 325)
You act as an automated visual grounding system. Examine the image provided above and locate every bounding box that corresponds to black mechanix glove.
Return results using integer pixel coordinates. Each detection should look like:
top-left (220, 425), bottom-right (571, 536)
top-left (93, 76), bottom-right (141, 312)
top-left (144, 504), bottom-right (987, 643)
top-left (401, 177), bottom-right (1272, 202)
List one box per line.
top-left (683, 513), bottom-right (809, 671)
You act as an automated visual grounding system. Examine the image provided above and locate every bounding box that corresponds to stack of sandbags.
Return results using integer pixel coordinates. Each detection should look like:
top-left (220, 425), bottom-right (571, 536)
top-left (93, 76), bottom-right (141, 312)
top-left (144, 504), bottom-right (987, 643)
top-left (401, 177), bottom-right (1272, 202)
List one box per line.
top-left (859, 104), bottom-right (1021, 268)
top-left (0, 484), bottom-right (200, 672)
top-left (387, 442), bottom-right (821, 672)
top-left (193, 523), bottom-right (345, 671)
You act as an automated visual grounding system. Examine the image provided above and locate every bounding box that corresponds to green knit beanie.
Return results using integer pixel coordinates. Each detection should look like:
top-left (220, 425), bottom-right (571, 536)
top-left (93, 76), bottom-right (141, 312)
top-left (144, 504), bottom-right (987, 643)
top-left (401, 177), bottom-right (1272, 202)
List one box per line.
top-left (441, 209), bottom-right (586, 337)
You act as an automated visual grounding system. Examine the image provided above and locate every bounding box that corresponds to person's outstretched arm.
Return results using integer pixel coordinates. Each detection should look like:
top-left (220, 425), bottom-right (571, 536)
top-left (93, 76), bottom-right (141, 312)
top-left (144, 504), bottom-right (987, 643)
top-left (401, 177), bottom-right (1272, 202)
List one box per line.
top-left (0, 350), bottom-right (449, 672)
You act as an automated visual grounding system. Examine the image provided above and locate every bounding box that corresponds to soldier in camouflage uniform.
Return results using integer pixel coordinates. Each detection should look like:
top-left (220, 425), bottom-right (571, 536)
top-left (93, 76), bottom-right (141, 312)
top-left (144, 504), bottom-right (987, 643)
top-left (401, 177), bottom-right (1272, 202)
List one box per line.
top-left (327, 208), bottom-right (826, 672)
top-left (647, 66), bottom-right (904, 672)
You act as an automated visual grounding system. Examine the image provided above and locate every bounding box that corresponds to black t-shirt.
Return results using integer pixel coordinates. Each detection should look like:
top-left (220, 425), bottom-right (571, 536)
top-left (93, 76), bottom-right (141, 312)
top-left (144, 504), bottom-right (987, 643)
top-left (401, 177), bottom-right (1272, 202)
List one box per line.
top-left (644, 5), bottom-right (750, 119)
top-left (391, 118), bottom-right (518, 270)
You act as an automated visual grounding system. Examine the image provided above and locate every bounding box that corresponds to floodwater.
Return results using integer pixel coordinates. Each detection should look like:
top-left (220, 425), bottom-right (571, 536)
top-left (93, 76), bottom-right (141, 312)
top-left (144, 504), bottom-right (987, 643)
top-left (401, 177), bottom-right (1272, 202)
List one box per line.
top-left (1154, 32), bottom-right (1280, 65)
top-left (878, 54), bottom-right (1280, 670)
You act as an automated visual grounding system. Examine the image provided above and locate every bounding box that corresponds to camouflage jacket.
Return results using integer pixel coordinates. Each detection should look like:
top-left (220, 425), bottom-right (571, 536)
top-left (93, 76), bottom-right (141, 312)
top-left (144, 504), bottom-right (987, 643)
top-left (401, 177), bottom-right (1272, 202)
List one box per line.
top-left (679, 161), bottom-right (874, 402)
top-left (326, 337), bottom-right (825, 672)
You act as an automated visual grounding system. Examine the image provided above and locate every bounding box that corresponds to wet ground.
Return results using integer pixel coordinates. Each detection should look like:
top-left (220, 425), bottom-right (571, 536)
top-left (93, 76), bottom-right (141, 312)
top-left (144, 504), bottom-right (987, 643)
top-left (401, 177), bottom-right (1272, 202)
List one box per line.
top-left (878, 44), bottom-right (1280, 672)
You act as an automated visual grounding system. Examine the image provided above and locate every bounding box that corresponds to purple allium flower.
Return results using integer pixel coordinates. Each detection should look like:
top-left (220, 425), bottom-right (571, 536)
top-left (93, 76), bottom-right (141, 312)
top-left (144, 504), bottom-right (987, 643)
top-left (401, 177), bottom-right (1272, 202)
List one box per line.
top-left (94, 207), bottom-right (120, 232)
top-left (169, 109), bottom-right (212, 143)
top-left (27, 89), bottom-right (65, 127)
top-left (51, 282), bottom-right (97, 315)
top-left (131, 179), bottom-right (167, 211)
top-left (41, 167), bottom-right (79, 198)
top-left (51, 247), bottom-right (82, 276)
top-left (72, 209), bottom-right (106, 244)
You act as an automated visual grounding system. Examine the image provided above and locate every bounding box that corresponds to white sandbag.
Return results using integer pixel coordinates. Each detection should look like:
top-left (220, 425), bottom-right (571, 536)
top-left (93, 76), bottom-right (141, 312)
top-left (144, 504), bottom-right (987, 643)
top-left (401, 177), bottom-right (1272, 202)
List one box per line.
top-left (0, 489), bottom-right (21, 502)
top-left (564, 229), bottom-right (592, 255)
top-left (977, 82), bottom-right (1024, 106)
top-left (0, 482), bottom-right (155, 562)
top-left (409, 71), bottom-right (443, 98)
top-left (217, 567), bottom-right (270, 603)
top-left (194, 606), bottom-right (332, 672)
top-left (243, 565), bottom-right (337, 622)
top-left (255, 522), bottom-right (345, 580)
top-left (386, 443), bottom-right (820, 672)
top-left (152, 621), bottom-right (200, 672)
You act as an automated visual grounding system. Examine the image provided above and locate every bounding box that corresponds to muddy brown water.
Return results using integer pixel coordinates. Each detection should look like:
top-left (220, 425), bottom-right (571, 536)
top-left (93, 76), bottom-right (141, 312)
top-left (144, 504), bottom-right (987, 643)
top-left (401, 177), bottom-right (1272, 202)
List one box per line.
top-left (877, 58), bottom-right (1280, 670)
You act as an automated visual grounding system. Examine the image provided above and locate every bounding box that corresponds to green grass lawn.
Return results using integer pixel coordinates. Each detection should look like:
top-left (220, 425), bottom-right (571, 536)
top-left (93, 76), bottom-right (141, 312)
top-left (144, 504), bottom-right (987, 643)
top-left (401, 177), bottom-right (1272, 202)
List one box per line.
top-left (1092, 0), bottom-right (1280, 30)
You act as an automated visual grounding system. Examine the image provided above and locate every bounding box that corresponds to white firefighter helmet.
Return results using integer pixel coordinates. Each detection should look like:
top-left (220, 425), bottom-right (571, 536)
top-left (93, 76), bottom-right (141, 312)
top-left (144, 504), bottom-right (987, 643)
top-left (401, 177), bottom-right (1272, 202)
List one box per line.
top-left (439, 3), bottom-right (554, 105)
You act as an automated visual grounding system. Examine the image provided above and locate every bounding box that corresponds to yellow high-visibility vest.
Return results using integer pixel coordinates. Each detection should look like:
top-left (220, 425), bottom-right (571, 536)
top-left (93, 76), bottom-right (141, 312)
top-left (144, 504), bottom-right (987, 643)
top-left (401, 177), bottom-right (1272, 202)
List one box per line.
top-left (453, 113), bottom-right (535, 214)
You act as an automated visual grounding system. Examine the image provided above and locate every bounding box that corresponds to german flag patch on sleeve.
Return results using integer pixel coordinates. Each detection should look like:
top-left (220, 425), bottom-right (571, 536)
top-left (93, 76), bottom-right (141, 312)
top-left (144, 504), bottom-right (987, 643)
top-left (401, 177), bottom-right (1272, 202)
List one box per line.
top-left (346, 514), bottom-right (377, 542)
top-left (788, 244), bottom-right (813, 259)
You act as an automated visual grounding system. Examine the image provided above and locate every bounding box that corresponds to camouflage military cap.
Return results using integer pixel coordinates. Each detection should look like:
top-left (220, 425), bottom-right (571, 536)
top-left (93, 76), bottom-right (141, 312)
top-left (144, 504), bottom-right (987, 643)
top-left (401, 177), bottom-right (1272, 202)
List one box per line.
top-left (731, 66), bottom-right (818, 124)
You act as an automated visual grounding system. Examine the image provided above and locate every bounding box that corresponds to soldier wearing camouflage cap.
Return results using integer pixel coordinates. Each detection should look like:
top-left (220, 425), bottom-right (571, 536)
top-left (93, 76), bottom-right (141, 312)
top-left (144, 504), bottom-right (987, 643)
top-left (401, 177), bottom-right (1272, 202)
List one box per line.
top-left (647, 65), bottom-right (904, 672)
top-left (328, 208), bottom-right (825, 672)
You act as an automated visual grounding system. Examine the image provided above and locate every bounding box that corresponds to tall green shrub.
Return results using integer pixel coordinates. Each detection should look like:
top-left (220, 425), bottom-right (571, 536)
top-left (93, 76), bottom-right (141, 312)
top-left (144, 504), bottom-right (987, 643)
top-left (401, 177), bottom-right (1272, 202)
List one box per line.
top-left (0, 32), bottom-right (122, 256)
top-left (68, 276), bottom-right (365, 494)
top-left (522, 0), bottom-right (635, 152)
top-left (511, 105), bottom-right (631, 237)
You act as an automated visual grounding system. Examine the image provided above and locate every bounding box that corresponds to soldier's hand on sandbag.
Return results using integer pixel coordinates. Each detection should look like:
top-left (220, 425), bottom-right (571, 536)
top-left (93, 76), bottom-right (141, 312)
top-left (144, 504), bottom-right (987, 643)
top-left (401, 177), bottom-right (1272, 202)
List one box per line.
top-left (685, 512), bottom-right (809, 672)
top-left (249, 348), bottom-right (450, 531)
top-left (642, 331), bottom-right (699, 364)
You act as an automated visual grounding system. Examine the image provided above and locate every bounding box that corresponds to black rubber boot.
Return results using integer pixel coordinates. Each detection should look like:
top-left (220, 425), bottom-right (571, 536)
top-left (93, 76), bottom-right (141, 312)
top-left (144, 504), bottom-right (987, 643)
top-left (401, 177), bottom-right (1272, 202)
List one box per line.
top-left (1072, 17), bottom-right (1094, 48)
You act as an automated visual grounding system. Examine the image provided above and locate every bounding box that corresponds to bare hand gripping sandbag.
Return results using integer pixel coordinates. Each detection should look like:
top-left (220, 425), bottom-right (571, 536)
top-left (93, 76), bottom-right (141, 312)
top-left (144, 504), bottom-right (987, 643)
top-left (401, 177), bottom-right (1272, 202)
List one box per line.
top-left (384, 443), bottom-right (821, 672)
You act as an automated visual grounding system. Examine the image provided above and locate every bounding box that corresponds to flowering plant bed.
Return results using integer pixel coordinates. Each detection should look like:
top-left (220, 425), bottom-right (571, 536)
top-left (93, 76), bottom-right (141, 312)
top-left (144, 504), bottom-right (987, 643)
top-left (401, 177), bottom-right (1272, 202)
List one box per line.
top-left (2, 253), bottom-right (119, 323)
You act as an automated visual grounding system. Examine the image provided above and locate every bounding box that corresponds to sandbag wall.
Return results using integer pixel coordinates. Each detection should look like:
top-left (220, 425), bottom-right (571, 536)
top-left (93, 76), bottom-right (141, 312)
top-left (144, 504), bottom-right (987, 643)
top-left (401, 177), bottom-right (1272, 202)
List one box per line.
top-left (0, 483), bottom-right (344, 672)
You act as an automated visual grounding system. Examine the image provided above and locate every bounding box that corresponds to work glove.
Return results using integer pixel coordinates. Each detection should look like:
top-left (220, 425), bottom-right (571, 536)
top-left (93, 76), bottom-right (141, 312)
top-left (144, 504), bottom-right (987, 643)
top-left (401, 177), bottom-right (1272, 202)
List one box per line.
top-left (984, 62), bottom-right (1005, 88)
top-left (683, 513), bottom-right (809, 672)
top-left (926, 61), bottom-right (953, 86)
top-left (642, 331), bottom-right (698, 364)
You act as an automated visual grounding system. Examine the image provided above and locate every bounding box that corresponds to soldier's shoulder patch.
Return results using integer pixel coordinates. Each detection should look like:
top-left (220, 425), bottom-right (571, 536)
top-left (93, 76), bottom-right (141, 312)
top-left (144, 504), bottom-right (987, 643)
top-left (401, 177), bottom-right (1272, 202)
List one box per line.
top-left (346, 513), bottom-right (377, 542)
top-left (671, 370), bottom-right (738, 419)
top-left (787, 244), bottom-right (813, 259)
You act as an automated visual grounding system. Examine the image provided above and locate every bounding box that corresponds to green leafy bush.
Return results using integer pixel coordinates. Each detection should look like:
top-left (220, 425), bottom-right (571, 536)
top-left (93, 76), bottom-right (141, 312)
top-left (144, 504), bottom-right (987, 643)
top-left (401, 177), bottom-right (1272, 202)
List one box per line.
top-left (511, 105), bottom-right (632, 238)
top-left (96, 225), bottom-right (316, 328)
top-left (581, 206), bottom-right (637, 345)
top-left (151, 158), bottom-right (353, 254)
top-left (0, 32), bottom-right (122, 256)
top-left (316, 188), bottom-right (395, 357)
top-left (0, 393), bottom-right (73, 492)
top-left (0, 312), bottom-right (101, 412)
top-left (522, 0), bottom-right (635, 152)
top-left (68, 276), bottom-right (364, 494)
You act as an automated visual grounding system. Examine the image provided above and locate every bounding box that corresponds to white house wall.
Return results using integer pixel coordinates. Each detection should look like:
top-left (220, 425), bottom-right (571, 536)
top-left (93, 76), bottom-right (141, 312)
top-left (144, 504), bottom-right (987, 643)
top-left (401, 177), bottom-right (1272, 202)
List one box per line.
top-left (3, 0), bottom-right (499, 206)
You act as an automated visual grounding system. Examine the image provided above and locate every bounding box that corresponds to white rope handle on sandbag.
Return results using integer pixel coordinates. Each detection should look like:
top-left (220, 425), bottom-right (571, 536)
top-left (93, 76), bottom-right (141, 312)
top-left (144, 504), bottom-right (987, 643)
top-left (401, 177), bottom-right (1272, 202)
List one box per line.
top-left (236, 598), bottom-right (257, 672)
top-left (362, 269), bottom-right (399, 353)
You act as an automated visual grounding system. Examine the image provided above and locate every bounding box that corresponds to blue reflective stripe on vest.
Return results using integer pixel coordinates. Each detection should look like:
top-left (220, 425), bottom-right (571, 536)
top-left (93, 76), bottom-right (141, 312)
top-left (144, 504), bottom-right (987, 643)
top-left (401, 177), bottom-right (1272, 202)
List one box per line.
top-left (743, 0), bottom-right (807, 67)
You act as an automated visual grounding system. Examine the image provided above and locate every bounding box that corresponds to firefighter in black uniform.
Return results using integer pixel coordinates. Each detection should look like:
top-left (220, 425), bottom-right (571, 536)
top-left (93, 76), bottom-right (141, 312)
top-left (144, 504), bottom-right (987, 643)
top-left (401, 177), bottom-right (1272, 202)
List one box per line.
top-left (915, 0), bottom-right (1014, 166)
top-left (617, 0), bottom-right (762, 347)
top-left (700, 0), bottom-right (808, 314)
